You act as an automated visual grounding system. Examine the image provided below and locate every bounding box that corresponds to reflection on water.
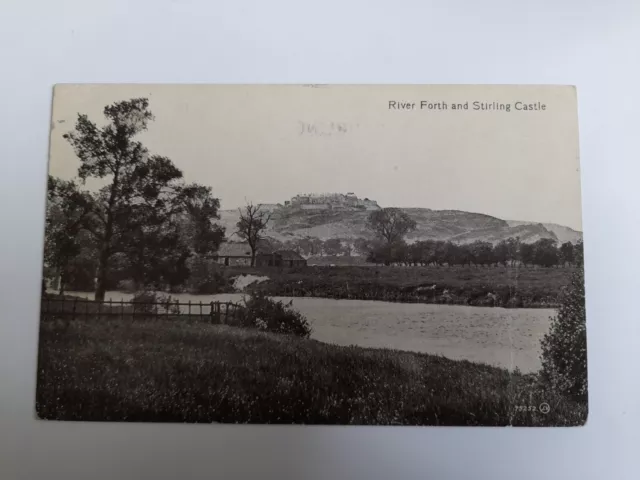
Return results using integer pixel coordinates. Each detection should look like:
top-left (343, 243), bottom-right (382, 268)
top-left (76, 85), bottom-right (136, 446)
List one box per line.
top-left (61, 290), bottom-right (555, 373)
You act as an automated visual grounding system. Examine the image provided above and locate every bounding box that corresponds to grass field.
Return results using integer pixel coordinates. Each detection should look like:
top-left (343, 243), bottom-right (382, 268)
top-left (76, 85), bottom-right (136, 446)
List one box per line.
top-left (36, 316), bottom-right (586, 425)
top-left (221, 265), bottom-right (575, 308)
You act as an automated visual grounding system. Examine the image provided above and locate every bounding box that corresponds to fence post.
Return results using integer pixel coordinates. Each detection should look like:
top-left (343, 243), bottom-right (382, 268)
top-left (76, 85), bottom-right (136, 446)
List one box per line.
top-left (72, 298), bottom-right (77, 321)
top-left (85, 299), bottom-right (89, 318)
top-left (188, 300), bottom-right (191, 318)
top-left (98, 299), bottom-right (102, 320)
top-left (121, 299), bottom-right (124, 321)
top-left (224, 303), bottom-right (229, 324)
top-left (210, 301), bottom-right (214, 323)
top-left (199, 301), bottom-right (202, 320)
top-left (109, 299), bottom-right (113, 318)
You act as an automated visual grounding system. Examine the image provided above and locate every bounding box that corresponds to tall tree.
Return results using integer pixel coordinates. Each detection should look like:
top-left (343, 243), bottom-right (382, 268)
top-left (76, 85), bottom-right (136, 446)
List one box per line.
top-left (533, 238), bottom-right (559, 267)
top-left (506, 237), bottom-right (521, 266)
top-left (235, 203), bottom-right (272, 266)
top-left (64, 98), bottom-right (221, 299)
top-left (573, 240), bottom-right (584, 265)
top-left (444, 242), bottom-right (462, 266)
top-left (118, 178), bottom-right (224, 291)
top-left (410, 240), bottom-right (432, 266)
top-left (353, 237), bottom-right (374, 257)
top-left (559, 241), bottom-right (575, 266)
top-left (366, 208), bottom-right (417, 261)
top-left (367, 240), bottom-right (407, 266)
top-left (540, 239), bottom-right (587, 401)
top-left (469, 240), bottom-right (494, 267)
top-left (44, 176), bottom-right (94, 295)
top-left (456, 243), bottom-right (474, 267)
top-left (178, 184), bottom-right (225, 258)
top-left (64, 98), bottom-right (155, 300)
top-left (493, 240), bottom-right (510, 267)
top-left (520, 243), bottom-right (535, 267)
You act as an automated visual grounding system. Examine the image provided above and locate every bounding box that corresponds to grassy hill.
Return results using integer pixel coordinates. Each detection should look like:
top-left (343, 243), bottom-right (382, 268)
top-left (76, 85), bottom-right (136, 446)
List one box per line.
top-left (217, 206), bottom-right (582, 245)
top-left (506, 220), bottom-right (583, 244)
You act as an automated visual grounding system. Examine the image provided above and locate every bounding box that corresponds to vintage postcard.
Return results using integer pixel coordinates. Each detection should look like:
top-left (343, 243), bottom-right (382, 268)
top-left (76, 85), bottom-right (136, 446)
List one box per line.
top-left (37, 84), bottom-right (587, 426)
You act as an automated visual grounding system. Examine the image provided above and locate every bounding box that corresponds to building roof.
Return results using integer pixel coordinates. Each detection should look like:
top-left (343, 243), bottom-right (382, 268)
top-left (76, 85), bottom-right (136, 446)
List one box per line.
top-left (218, 242), bottom-right (253, 257)
top-left (275, 250), bottom-right (306, 261)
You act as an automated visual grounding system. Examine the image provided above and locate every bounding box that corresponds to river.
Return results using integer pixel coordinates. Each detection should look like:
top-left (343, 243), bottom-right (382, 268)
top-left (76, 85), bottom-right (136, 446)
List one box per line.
top-left (61, 290), bottom-right (555, 373)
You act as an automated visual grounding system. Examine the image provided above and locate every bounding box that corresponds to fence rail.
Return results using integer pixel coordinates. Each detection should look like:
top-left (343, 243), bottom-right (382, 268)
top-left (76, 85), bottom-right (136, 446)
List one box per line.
top-left (41, 297), bottom-right (245, 325)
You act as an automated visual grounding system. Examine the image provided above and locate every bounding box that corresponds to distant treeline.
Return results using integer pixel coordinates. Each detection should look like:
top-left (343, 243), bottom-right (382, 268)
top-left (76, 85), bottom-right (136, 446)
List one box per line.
top-left (366, 237), bottom-right (583, 268)
top-left (265, 236), bottom-right (583, 269)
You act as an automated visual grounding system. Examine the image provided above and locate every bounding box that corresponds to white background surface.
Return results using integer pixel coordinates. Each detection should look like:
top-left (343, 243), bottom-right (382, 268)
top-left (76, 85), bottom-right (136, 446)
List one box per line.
top-left (0, 1), bottom-right (638, 478)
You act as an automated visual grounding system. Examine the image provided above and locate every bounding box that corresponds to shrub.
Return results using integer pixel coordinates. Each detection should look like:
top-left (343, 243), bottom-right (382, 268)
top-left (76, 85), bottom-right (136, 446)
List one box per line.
top-left (185, 257), bottom-right (229, 294)
top-left (539, 241), bottom-right (587, 402)
top-left (242, 293), bottom-right (312, 338)
top-left (131, 291), bottom-right (181, 316)
top-left (116, 279), bottom-right (137, 292)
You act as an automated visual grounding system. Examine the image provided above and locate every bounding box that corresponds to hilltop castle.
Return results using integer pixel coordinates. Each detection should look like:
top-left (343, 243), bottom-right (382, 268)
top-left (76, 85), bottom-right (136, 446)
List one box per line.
top-left (284, 192), bottom-right (380, 211)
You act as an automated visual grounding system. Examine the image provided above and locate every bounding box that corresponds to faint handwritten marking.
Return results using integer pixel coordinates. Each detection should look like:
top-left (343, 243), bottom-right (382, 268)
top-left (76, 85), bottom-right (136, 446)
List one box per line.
top-left (299, 121), bottom-right (352, 136)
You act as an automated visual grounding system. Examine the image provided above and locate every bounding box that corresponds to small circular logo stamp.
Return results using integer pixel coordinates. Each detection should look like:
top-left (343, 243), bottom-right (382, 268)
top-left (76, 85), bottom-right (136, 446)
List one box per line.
top-left (539, 402), bottom-right (551, 414)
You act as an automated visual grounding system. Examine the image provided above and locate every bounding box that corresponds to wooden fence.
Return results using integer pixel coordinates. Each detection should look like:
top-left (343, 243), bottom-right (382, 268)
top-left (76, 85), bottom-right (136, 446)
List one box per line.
top-left (41, 297), bottom-right (245, 325)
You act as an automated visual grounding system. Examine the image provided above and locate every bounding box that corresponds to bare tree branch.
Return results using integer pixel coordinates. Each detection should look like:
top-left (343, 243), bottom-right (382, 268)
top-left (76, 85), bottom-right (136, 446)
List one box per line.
top-left (236, 202), bottom-right (271, 266)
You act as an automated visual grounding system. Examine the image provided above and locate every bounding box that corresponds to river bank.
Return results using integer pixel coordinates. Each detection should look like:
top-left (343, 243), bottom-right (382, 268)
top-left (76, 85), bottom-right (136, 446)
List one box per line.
top-left (214, 265), bottom-right (573, 308)
top-left (53, 265), bottom-right (574, 308)
top-left (58, 291), bottom-right (555, 373)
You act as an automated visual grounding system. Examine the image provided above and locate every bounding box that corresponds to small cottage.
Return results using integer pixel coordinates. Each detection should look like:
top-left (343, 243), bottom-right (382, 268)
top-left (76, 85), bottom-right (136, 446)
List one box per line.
top-left (216, 243), bottom-right (308, 268)
top-left (255, 250), bottom-right (307, 267)
top-left (253, 252), bottom-right (273, 267)
top-left (216, 242), bottom-right (254, 266)
top-left (273, 250), bottom-right (307, 268)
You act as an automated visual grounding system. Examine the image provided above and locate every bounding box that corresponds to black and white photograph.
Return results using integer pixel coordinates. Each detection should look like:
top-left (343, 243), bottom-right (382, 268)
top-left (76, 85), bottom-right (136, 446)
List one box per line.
top-left (37, 84), bottom-right (587, 426)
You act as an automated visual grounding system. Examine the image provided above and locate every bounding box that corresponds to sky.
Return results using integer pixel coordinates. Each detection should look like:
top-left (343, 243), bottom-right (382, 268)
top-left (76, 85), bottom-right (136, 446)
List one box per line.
top-left (48, 84), bottom-right (583, 230)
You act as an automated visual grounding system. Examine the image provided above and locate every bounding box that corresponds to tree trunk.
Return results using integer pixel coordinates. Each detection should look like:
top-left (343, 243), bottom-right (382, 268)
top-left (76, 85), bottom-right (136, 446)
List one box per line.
top-left (58, 273), bottom-right (65, 296)
top-left (94, 214), bottom-right (114, 302)
top-left (95, 246), bottom-right (110, 301)
top-left (94, 167), bottom-right (119, 302)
